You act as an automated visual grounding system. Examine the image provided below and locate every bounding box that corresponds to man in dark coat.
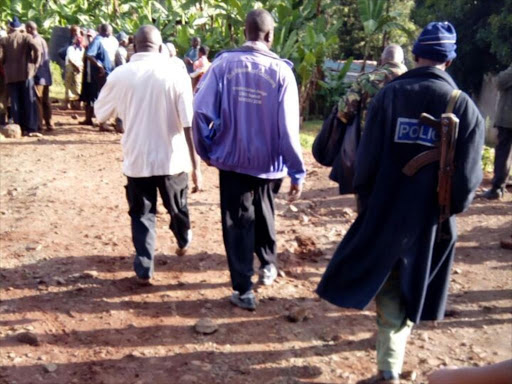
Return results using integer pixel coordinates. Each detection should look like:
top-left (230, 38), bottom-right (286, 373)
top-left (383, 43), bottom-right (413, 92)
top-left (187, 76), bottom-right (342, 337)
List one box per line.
top-left (0, 17), bottom-right (41, 136)
top-left (317, 22), bottom-right (484, 384)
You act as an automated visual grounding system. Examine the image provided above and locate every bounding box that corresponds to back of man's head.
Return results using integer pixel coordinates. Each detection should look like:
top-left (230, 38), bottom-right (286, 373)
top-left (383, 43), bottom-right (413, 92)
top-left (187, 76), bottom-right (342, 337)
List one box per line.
top-left (134, 25), bottom-right (162, 54)
top-left (245, 9), bottom-right (274, 47)
top-left (381, 44), bottom-right (404, 65)
top-left (25, 21), bottom-right (37, 35)
top-left (99, 23), bottom-right (109, 37)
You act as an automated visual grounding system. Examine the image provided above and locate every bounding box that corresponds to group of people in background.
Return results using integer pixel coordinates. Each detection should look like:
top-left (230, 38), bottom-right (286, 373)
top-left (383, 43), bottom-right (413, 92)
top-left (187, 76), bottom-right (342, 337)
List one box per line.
top-left (0, 17), bottom-right (211, 135)
top-left (0, 17), bottom-right (54, 136)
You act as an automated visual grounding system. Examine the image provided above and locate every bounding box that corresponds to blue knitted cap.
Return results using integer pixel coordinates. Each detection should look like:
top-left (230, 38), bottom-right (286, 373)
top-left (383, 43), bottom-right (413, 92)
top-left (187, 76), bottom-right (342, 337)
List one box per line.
top-left (9, 16), bottom-right (22, 29)
top-left (412, 21), bottom-right (457, 62)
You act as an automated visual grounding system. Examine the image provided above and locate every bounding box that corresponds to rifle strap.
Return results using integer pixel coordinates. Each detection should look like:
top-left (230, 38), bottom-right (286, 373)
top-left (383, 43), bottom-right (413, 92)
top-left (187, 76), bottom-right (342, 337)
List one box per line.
top-left (446, 89), bottom-right (461, 114)
top-left (401, 90), bottom-right (461, 176)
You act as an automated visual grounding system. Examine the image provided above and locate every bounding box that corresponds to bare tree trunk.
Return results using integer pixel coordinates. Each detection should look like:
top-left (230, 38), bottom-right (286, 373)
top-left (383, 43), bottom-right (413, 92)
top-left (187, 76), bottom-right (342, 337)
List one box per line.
top-left (112, 0), bottom-right (119, 16)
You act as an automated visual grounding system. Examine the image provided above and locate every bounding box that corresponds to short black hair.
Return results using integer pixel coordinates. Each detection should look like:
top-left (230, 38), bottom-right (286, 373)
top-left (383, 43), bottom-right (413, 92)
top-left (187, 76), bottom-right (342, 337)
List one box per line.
top-left (99, 23), bottom-right (109, 35)
top-left (245, 9), bottom-right (274, 41)
top-left (199, 45), bottom-right (209, 57)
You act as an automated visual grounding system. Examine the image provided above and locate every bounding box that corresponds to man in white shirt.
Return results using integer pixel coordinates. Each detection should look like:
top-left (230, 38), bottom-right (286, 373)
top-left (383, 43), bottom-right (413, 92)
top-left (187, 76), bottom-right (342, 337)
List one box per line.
top-left (95, 25), bottom-right (202, 284)
top-left (100, 24), bottom-right (119, 67)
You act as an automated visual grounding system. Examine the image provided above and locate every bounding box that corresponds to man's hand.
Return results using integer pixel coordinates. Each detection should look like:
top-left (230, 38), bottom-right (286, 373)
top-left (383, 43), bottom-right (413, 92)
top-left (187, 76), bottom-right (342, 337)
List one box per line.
top-left (191, 168), bottom-right (202, 193)
top-left (184, 57), bottom-right (193, 65)
top-left (288, 183), bottom-right (302, 203)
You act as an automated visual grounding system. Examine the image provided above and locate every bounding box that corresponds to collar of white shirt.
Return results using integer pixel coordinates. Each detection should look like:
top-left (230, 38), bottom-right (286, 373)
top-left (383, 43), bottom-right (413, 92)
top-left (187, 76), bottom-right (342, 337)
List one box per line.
top-left (243, 41), bottom-right (270, 51)
top-left (129, 52), bottom-right (166, 62)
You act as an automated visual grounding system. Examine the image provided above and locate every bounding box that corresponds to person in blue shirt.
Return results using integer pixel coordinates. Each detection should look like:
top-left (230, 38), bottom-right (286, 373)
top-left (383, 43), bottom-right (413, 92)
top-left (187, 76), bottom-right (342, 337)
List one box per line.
top-left (79, 24), bottom-right (112, 129)
top-left (183, 36), bottom-right (200, 74)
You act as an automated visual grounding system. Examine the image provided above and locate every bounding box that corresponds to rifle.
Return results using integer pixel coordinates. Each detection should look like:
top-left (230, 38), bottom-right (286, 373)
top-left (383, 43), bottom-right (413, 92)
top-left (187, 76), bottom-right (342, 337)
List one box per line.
top-left (402, 112), bottom-right (460, 236)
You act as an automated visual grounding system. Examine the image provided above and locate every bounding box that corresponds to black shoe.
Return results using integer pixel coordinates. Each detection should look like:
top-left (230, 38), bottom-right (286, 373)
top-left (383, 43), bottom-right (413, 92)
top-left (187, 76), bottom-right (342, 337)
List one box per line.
top-left (230, 290), bottom-right (257, 311)
top-left (481, 188), bottom-right (504, 200)
top-left (357, 371), bottom-right (400, 384)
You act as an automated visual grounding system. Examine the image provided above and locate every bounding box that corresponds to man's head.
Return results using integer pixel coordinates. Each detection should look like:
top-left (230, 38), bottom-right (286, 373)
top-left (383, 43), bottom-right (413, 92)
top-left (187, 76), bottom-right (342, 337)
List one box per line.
top-left (25, 21), bottom-right (37, 36)
top-left (70, 25), bottom-right (80, 38)
top-left (117, 31), bottom-right (129, 46)
top-left (244, 9), bottom-right (274, 48)
top-left (134, 25), bottom-right (162, 54)
top-left (166, 42), bottom-right (177, 57)
top-left (412, 21), bottom-right (457, 70)
top-left (199, 45), bottom-right (209, 58)
top-left (191, 37), bottom-right (201, 48)
top-left (99, 23), bottom-right (110, 37)
top-left (381, 44), bottom-right (404, 65)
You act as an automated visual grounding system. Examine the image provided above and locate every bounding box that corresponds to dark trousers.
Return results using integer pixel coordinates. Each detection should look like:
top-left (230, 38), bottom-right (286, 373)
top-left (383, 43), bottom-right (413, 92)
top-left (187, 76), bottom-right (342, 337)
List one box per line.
top-left (125, 173), bottom-right (190, 279)
top-left (492, 127), bottom-right (512, 190)
top-left (35, 85), bottom-right (53, 130)
top-left (219, 170), bottom-right (282, 295)
top-left (7, 79), bottom-right (38, 133)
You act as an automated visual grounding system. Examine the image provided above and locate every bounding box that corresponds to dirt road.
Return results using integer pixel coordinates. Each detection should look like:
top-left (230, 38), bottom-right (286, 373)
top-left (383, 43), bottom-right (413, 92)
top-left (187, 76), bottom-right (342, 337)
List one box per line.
top-left (1, 111), bottom-right (511, 384)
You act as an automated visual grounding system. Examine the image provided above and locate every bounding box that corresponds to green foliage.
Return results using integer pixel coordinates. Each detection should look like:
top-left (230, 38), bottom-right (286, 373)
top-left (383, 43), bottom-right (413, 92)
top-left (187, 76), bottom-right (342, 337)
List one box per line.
top-left (314, 57), bottom-right (353, 117)
top-left (481, 146), bottom-right (495, 174)
top-left (49, 61), bottom-right (65, 101)
top-left (357, 0), bottom-right (414, 68)
top-left (412, 0), bottom-right (511, 94)
top-left (300, 119), bottom-right (322, 150)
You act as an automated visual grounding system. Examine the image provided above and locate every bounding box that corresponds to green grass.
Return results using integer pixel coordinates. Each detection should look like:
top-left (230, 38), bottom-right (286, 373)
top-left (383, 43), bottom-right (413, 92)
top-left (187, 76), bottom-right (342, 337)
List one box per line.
top-left (300, 119), bottom-right (322, 150)
top-left (49, 61), bottom-right (66, 101)
top-left (482, 145), bottom-right (495, 174)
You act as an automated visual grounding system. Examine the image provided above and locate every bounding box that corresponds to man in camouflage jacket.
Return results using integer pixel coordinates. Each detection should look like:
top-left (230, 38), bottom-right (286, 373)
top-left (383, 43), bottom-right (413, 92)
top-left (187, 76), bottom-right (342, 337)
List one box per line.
top-left (338, 44), bottom-right (407, 129)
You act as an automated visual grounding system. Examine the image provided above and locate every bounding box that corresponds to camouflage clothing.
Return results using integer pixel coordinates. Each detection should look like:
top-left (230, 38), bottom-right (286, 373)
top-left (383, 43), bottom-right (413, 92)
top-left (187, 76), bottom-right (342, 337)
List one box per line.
top-left (338, 61), bottom-right (407, 128)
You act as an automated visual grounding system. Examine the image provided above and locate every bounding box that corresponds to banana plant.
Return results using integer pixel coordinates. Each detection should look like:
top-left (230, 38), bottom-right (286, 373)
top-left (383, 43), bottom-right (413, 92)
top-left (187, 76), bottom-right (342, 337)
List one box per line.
top-left (357, 0), bottom-right (413, 71)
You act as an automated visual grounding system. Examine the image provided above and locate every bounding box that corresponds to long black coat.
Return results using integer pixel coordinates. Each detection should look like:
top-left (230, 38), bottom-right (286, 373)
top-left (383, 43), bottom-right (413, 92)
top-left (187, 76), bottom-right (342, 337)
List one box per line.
top-left (317, 67), bottom-right (485, 323)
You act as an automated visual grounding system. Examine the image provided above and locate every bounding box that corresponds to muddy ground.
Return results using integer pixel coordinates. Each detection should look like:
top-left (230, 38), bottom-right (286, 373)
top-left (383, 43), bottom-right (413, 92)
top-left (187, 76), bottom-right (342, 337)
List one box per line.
top-left (0, 110), bottom-right (511, 384)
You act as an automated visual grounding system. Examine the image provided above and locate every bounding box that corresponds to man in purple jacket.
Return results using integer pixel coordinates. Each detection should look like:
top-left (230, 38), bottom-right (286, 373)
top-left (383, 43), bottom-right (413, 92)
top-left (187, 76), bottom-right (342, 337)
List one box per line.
top-left (193, 9), bottom-right (306, 311)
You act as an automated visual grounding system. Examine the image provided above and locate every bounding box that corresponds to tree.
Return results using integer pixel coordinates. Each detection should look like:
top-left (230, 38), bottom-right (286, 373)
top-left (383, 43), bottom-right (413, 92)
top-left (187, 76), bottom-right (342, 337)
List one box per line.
top-left (412, 0), bottom-right (511, 95)
top-left (357, 0), bottom-right (413, 71)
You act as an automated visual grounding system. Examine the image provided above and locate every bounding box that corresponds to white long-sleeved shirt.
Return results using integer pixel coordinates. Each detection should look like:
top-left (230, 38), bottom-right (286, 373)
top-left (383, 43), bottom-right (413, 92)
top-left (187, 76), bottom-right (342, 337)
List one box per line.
top-left (95, 52), bottom-right (194, 177)
top-left (101, 35), bottom-right (119, 65)
top-left (65, 45), bottom-right (84, 70)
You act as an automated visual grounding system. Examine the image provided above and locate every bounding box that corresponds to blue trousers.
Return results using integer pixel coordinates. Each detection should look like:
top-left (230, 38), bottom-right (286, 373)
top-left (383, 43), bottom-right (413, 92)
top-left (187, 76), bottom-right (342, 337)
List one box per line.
top-left (7, 79), bottom-right (38, 133)
top-left (125, 174), bottom-right (190, 279)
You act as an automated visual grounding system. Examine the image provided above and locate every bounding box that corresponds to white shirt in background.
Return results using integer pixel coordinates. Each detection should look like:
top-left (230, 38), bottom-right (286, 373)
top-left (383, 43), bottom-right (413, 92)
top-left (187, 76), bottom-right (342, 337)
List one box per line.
top-left (94, 52), bottom-right (194, 177)
top-left (65, 45), bottom-right (84, 70)
top-left (101, 35), bottom-right (119, 65)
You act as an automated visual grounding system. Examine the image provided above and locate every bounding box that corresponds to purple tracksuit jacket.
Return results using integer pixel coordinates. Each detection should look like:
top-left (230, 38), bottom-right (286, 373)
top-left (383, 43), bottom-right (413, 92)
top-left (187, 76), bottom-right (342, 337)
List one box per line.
top-left (192, 42), bottom-right (306, 185)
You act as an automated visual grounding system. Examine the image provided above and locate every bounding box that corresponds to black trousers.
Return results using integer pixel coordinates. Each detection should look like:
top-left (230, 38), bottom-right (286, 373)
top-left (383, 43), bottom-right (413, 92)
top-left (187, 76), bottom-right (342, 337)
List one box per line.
top-left (219, 170), bottom-right (282, 294)
top-left (492, 127), bottom-right (512, 190)
top-left (7, 79), bottom-right (38, 133)
top-left (125, 173), bottom-right (190, 279)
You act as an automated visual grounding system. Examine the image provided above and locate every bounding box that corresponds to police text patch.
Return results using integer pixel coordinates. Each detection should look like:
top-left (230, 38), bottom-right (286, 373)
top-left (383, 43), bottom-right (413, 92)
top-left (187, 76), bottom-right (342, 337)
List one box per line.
top-left (394, 118), bottom-right (438, 147)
